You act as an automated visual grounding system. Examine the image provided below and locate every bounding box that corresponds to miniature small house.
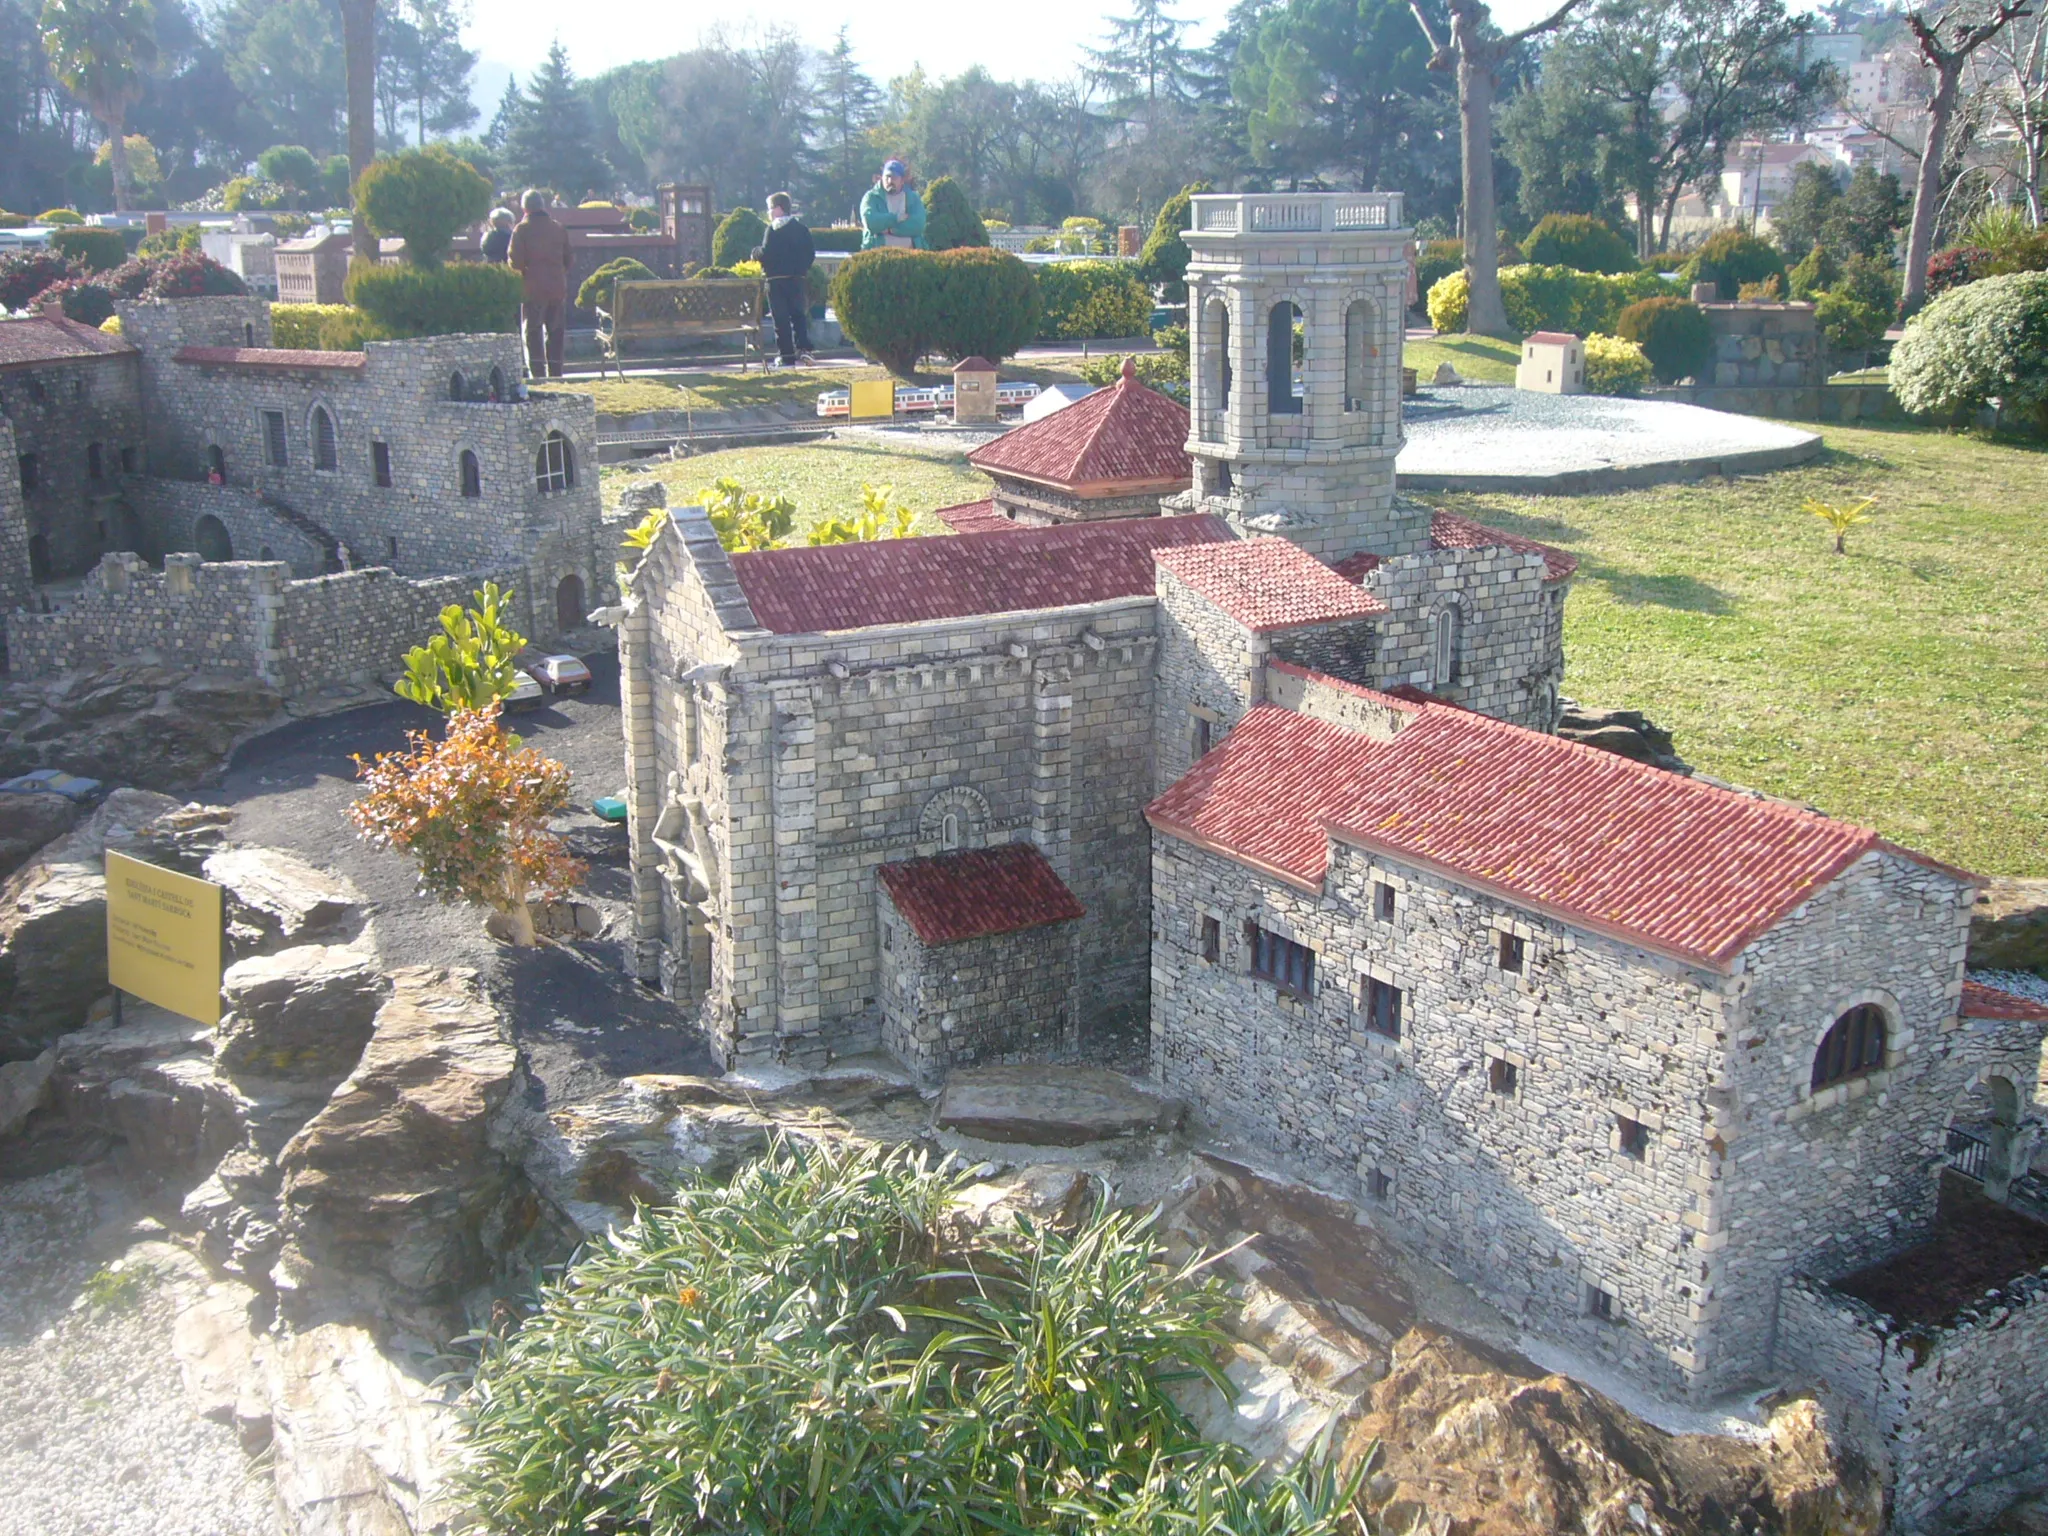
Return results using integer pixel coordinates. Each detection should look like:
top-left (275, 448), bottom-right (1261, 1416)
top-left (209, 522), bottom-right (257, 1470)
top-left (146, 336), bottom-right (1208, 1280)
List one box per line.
top-left (952, 356), bottom-right (999, 424)
top-left (1516, 332), bottom-right (1584, 395)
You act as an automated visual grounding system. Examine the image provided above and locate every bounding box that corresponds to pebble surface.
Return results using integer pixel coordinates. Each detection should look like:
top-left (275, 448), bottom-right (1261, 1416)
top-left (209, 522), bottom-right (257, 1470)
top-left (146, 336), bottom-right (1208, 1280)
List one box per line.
top-left (0, 1166), bottom-right (279, 1536)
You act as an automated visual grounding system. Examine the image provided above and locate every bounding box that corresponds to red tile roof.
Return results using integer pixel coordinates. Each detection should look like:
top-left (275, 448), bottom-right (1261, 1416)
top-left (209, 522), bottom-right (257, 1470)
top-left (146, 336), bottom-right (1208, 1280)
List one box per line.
top-left (1332, 550), bottom-right (1382, 581)
top-left (728, 516), bottom-right (1230, 634)
top-left (0, 315), bottom-right (135, 369)
top-left (173, 346), bottom-right (368, 371)
top-left (1525, 331), bottom-right (1580, 346)
top-left (1429, 510), bottom-right (1578, 583)
top-left (968, 370), bottom-right (1190, 491)
top-left (1960, 979), bottom-right (2048, 1024)
top-left (932, 499), bottom-right (1022, 536)
top-left (1156, 537), bottom-right (1387, 632)
top-left (878, 842), bottom-right (1084, 945)
top-left (1146, 699), bottom-right (1974, 970)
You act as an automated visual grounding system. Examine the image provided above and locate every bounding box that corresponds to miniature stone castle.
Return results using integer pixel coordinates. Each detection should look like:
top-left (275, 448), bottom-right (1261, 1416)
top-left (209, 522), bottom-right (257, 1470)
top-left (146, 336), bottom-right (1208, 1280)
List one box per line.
top-left (0, 296), bottom-right (605, 685)
top-left (619, 192), bottom-right (2047, 1499)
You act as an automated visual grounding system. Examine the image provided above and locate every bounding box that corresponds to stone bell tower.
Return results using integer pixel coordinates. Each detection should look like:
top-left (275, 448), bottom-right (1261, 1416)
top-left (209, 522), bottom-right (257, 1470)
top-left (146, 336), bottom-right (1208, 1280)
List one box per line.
top-left (1182, 192), bottom-right (1423, 561)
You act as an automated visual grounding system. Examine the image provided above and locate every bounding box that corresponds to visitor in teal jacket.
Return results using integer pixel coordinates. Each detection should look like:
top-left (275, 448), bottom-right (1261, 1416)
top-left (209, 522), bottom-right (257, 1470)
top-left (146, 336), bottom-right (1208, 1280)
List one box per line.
top-left (859, 160), bottom-right (928, 249)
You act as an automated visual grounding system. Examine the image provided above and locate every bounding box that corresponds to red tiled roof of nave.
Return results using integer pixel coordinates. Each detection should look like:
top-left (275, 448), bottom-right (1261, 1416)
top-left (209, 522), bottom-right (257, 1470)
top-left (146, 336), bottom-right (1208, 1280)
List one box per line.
top-left (1146, 698), bottom-right (1975, 970)
top-left (968, 371), bottom-right (1191, 489)
top-left (0, 315), bottom-right (135, 369)
top-left (173, 346), bottom-right (368, 371)
top-left (728, 515), bottom-right (1231, 634)
top-left (931, 499), bottom-right (1021, 536)
top-left (1960, 979), bottom-right (2048, 1024)
top-left (1428, 509), bottom-right (1578, 583)
top-left (878, 842), bottom-right (1085, 945)
top-left (1155, 537), bottom-right (1386, 632)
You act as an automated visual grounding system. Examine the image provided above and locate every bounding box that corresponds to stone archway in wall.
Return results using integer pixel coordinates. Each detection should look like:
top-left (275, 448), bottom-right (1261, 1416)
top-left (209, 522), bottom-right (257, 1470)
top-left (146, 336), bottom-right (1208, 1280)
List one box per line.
top-left (918, 786), bottom-right (991, 853)
top-left (194, 514), bottom-right (233, 563)
top-left (1946, 1073), bottom-right (2029, 1202)
top-left (556, 572), bottom-right (585, 633)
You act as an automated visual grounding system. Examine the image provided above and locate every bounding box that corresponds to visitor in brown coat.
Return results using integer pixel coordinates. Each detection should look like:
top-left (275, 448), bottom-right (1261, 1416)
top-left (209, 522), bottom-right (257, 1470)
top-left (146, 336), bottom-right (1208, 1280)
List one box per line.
top-left (509, 189), bottom-right (572, 378)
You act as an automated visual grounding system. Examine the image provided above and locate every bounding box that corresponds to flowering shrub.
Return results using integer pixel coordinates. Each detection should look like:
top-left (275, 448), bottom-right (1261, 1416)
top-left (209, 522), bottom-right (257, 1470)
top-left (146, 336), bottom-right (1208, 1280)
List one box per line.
top-left (1890, 270), bottom-right (2048, 431)
top-left (1582, 332), bottom-right (1653, 395)
top-left (0, 250), bottom-right (80, 311)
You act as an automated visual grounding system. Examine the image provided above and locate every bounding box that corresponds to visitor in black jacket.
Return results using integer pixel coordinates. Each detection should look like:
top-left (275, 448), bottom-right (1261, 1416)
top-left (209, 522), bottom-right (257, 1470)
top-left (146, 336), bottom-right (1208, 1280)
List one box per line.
top-left (754, 192), bottom-right (816, 368)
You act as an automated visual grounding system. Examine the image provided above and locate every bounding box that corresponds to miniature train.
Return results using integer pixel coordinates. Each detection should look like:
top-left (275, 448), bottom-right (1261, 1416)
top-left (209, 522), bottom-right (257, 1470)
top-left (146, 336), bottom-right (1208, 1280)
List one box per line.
top-left (815, 380), bottom-right (1042, 418)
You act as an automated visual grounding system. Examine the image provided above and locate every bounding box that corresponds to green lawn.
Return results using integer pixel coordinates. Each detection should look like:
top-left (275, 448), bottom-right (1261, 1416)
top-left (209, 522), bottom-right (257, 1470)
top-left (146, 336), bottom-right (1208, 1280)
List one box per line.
top-left (1436, 422), bottom-right (2048, 876)
top-left (541, 362), bottom-right (1092, 420)
top-left (1403, 334), bottom-right (1522, 384)
top-left (602, 440), bottom-right (994, 537)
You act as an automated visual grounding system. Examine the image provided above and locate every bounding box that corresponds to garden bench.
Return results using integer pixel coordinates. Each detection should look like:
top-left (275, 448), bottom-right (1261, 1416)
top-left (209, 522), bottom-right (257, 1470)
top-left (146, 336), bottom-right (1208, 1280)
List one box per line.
top-left (594, 278), bottom-right (765, 377)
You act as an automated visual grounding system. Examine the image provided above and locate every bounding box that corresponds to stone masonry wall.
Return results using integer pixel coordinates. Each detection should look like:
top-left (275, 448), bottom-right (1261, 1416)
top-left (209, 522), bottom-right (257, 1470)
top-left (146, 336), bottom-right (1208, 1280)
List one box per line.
top-left (0, 353), bottom-right (146, 583)
top-left (7, 552), bottom-right (283, 680)
top-left (0, 416), bottom-right (33, 617)
top-left (1776, 1268), bottom-right (2048, 1529)
top-left (131, 477), bottom-right (330, 577)
top-left (1362, 543), bottom-right (1561, 729)
top-left (1701, 303), bottom-right (1823, 390)
top-left (1702, 851), bottom-right (2029, 1392)
top-left (1150, 831), bottom-right (1729, 1391)
top-left (877, 895), bottom-right (1079, 1085)
top-left (276, 563), bottom-right (530, 692)
top-left (1152, 565), bottom-right (1267, 794)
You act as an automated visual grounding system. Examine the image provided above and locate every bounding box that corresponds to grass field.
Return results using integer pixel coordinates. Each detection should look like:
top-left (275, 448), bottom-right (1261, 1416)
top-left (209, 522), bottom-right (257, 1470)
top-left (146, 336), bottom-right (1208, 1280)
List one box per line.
top-left (543, 361), bottom-right (1094, 420)
top-left (1403, 334), bottom-right (1522, 384)
top-left (1438, 421), bottom-right (2048, 876)
top-left (603, 439), bottom-right (994, 536)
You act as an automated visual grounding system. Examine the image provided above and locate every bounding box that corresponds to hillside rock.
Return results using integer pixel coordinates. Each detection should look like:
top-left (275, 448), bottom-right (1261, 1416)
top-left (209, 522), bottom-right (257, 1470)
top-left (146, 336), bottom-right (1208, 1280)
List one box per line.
top-left (203, 847), bottom-right (365, 956)
top-left (1972, 878), bottom-right (2048, 973)
top-left (0, 1046), bottom-right (55, 1137)
top-left (213, 944), bottom-right (387, 1085)
top-left (1556, 700), bottom-right (1690, 775)
top-left (0, 663), bottom-right (285, 792)
top-left (273, 967), bottom-right (546, 1322)
top-left (934, 1065), bottom-right (1187, 1146)
top-left (0, 792), bottom-right (75, 879)
top-left (50, 998), bottom-right (243, 1182)
top-left (1343, 1329), bottom-right (1882, 1536)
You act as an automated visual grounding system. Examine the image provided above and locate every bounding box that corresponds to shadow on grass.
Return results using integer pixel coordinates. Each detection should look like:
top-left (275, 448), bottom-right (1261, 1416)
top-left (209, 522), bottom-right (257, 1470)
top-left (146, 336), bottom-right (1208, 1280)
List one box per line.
top-left (1577, 558), bottom-right (1735, 614)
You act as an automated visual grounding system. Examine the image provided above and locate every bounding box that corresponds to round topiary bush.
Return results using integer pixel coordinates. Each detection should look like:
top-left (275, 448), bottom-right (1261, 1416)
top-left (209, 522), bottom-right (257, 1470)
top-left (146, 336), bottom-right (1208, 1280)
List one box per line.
top-left (832, 246), bottom-right (1040, 374)
top-left (35, 277), bottom-right (116, 326)
top-left (1426, 269), bottom-right (1469, 332)
top-left (1616, 296), bottom-right (1715, 383)
top-left (345, 260), bottom-right (521, 338)
top-left (1034, 260), bottom-right (1152, 341)
top-left (921, 176), bottom-right (988, 251)
top-left (1521, 214), bottom-right (1638, 275)
top-left (1681, 228), bottom-right (1787, 302)
top-left (50, 226), bottom-right (127, 274)
top-left (357, 146), bottom-right (495, 267)
top-left (36, 208), bottom-right (84, 226)
top-left (257, 144), bottom-right (321, 197)
top-left (1890, 270), bottom-right (2048, 430)
top-left (577, 256), bottom-right (656, 312)
top-left (712, 206), bottom-right (767, 269)
top-left (1582, 332), bottom-right (1653, 396)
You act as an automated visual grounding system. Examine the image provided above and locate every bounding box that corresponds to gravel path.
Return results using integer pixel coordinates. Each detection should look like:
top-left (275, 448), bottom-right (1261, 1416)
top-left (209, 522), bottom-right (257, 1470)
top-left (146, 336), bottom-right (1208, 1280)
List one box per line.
top-left (0, 1166), bottom-right (278, 1536)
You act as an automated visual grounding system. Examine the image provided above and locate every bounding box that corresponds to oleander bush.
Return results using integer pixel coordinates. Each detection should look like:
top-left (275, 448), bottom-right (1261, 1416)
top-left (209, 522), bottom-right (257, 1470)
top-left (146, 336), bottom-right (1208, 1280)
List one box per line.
top-left (1035, 259), bottom-right (1153, 341)
top-left (833, 246), bottom-right (1041, 373)
top-left (1890, 270), bottom-right (2048, 431)
top-left (345, 260), bottom-right (520, 338)
top-left (1582, 332), bottom-right (1653, 395)
top-left (457, 1136), bottom-right (1364, 1536)
top-left (50, 226), bottom-right (127, 273)
top-left (0, 250), bottom-right (81, 310)
top-left (1681, 228), bottom-right (1787, 302)
top-left (139, 250), bottom-right (246, 299)
top-left (1521, 213), bottom-right (1639, 275)
top-left (356, 146), bottom-right (495, 267)
top-left (1616, 296), bottom-right (1715, 384)
top-left (35, 277), bottom-right (116, 325)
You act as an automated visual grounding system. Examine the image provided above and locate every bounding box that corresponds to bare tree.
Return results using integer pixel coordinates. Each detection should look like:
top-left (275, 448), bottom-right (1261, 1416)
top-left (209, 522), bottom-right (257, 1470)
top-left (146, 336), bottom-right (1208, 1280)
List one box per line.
top-left (337, 0), bottom-right (375, 194)
top-left (1410, 0), bottom-right (1586, 336)
top-left (1969, 8), bottom-right (2047, 223)
top-left (1899, 0), bottom-right (2033, 310)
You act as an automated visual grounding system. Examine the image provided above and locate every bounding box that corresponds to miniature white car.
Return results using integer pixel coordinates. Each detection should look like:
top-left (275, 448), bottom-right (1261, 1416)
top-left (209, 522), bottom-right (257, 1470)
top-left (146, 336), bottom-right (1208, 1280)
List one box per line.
top-left (503, 669), bottom-right (547, 710)
top-left (524, 653), bottom-right (593, 696)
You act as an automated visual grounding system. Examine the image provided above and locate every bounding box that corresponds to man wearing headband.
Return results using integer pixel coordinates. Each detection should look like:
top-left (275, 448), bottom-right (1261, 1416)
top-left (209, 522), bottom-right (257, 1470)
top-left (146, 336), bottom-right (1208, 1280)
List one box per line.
top-left (859, 159), bottom-right (927, 250)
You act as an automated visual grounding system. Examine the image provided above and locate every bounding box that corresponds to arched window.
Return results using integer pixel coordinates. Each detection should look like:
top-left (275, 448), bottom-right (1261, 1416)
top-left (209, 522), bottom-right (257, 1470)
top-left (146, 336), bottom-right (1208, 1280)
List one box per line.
top-left (941, 812), bottom-right (961, 850)
top-left (449, 370), bottom-right (467, 401)
top-left (488, 365), bottom-right (506, 400)
top-left (1812, 1004), bottom-right (1888, 1092)
top-left (243, 321), bottom-right (255, 347)
top-left (1432, 606), bottom-right (1459, 687)
top-left (1267, 302), bottom-right (1302, 415)
top-left (312, 406), bottom-right (338, 471)
top-left (1344, 299), bottom-right (1378, 418)
top-left (207, 444), bottom-right (226, 482)
top-left (459, 449), bottom-right (481, 498)
top-left (536, 431), bottom-right (573, 493)
top-left (194, 513), bottom-right (233, 563)
top-left (1202, 297), bottom-right (1232, 414)
top-left (555, 572), bottom-right (584, 631)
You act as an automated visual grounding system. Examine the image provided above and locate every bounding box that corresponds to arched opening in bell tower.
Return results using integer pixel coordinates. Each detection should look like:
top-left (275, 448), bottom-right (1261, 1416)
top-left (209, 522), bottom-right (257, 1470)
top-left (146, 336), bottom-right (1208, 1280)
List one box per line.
top-left (1266, 302), bottom-right (1302, 415)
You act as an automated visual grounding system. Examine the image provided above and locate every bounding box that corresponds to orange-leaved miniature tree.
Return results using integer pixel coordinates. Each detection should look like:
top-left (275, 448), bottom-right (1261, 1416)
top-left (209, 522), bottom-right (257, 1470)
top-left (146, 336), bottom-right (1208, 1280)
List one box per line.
top-left (347, 703), bottom-right (584, 946)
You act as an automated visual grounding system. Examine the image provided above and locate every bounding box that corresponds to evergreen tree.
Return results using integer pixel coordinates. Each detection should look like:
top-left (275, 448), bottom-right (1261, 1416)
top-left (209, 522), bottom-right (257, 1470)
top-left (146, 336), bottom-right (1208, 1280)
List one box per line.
top-left (809, 27), bottom-right (880, 220)
top-left (376, 0), bottom-right (475, 148)
top-left (1089, 0), bottom-right (1195, 108)
top-left (497, 39), bottom-right (610, 200)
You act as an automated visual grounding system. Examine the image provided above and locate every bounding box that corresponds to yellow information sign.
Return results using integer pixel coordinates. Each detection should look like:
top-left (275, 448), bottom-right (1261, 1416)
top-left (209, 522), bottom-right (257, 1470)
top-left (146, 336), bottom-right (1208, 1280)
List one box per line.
top-left (106, 850), bottom-right (224, 1026)
top-left (848, 372), bottom-right (896, 422)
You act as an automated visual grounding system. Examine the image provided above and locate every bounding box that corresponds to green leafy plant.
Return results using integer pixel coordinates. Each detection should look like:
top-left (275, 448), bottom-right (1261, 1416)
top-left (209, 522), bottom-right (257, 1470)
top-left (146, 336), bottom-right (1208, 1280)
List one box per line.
top-left (1805, 494), bottom-right (1875, 554)
top-left (1521, 213), bottom-right (1638, 275)
top-left (1415, 238), bottom-right (1464, 297)
top-left (1814, 290), bottom-right (1889, 360)
top-left (356, 146), bottom-right (494, 267)
top-left (1582, 332), bottom-right (1653, 396)
top-left (1616, 296), bottom-right (1715, 384)
top-left (1890, 271), bottom-right (2048, 431)
top-left (712, 205), bottom-right (767, 269)
top-left (1427, 264), bottom-right (1675, 335)
top-left (0, 249), bottom-right (81, 309)
top-left (81, 1259), bottom-right (151, 1310)
top-left (807, 483), bottom-right (915, 545)
top-left (393, 581), bottom-right (528, 713)
top-left (1035, 260), bottom-right (1152, 341)
top-left (49, 225), bottom-right (126, 273)
top-left (698, 477), bottom-right (797, 551)
top-left (35, 276), bottom-right (116, 325)
top-left (922, 175), bottom-right (988, 250)
top-left (344, 260), bottom-right (521, 338)
top-left (1787, 243), bottom-right (1840, 301)
top-left (1681, 228), bottom-right (1788, 302)
top-left (1737, 274), bottom-right (1784, 301)
top-left (1137, 182), bottom-right (1208, 303)
top-left (257, 144), bottom-right (321, 199)
top-left (576, 255), bottom-right (656, 312)
top-left (832, 246), bottom-right (1041, 375)
top-left (456, 1136), bottom-right (1365, 1536)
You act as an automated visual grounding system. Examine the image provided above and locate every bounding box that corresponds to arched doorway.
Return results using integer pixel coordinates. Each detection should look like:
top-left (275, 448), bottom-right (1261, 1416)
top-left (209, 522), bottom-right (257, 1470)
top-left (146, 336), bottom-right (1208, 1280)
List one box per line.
top-left (555, 572), bottom-right (585, 632)
top-left (1949, 1075), bottom-right (2026, 1201)
top-left (194, 514), bottom-right (233, 563)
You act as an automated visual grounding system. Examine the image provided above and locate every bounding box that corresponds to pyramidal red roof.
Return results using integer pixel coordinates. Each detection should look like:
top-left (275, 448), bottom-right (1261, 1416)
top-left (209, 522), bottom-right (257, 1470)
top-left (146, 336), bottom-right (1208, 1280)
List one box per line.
top-left (968, 368), bottom-right (1191, 490)
top-left (1146, 698), bottom-right (1974, 970)
top-left (0, 315), bottom-right (135, 369)
top-left (728, 516), bottom-right (1230, 634)
top-left (878, 842), bottom-right (1084, 944)
top-left (1156, 537), bottom-right (1386, 632)
top-left (931, 499), bottom-right (1020, 535)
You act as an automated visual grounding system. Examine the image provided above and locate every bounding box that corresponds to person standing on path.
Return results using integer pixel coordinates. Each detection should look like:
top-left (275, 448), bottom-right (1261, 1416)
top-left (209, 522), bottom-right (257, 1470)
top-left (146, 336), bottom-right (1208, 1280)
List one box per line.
top-left (859, 160), bottom-right (927, 250)
top-left (509, 190), bottom-right (572, 378)
top-left (755, 192), bottom-right (816, 369)
top-left (481, 207), bottom-right (515, 264)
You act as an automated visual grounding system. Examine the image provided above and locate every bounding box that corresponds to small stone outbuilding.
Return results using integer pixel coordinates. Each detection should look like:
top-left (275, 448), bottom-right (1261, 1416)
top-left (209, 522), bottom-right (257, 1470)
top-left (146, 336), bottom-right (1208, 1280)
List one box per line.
top-left (1516, 331), bottom-right (1584, 394)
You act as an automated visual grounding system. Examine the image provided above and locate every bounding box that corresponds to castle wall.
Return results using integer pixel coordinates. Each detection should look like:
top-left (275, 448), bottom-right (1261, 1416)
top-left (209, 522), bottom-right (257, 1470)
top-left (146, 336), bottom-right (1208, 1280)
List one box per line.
top-left (0, 417), bottom-right (34, 618)
top-left (0, 353), bottom-right (146, 584)
top-left (130, 477), bottom-right (331, 577)
top-left (1150, 831), bottom-right (1732, 1393)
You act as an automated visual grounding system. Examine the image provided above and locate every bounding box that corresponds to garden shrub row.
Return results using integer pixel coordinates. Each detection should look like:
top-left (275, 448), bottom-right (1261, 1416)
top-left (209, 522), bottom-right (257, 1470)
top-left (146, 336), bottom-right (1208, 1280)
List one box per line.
top-left (344, 260), bottom-right (521, 339)
top-left (1427, 263), bottom-right (1677, 335)
top-left (831, 246), bottom-right (1040, 374)
top-left (1034, 260), bottom-right (1152, 342)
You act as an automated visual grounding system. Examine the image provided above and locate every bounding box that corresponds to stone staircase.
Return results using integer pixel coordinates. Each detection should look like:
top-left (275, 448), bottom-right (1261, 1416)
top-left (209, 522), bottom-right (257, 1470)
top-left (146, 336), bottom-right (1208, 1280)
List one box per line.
top-left (257, 495), bottom-right (343, 573)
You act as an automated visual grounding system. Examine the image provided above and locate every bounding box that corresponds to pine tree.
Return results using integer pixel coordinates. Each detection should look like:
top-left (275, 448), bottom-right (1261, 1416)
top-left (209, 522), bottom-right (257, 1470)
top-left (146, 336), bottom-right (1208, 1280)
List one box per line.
top-left (497, 39), bottom-right (610, 200)
top-left (809, 27), bottom-right (880, 221)
top-left (1088, 0), bottom-right (1195, 109)
top-left (377, 0), bottom-right (476, 147)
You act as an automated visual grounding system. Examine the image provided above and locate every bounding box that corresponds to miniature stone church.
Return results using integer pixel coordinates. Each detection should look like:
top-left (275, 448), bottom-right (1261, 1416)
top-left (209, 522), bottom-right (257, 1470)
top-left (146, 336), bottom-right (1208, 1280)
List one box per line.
top-left (617, 194), bottom-right (2048, 1413)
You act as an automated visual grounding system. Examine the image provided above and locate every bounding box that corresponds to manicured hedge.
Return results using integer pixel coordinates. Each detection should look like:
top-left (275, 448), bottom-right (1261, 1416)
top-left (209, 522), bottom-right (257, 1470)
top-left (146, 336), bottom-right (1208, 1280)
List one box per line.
top-left (1034, 260), bottom-right (1152, 341)
top-left (712, 207), bottom-right (767, 269)
top-left (1891, 270), bottom-right (2048, 430)
top-left (922, 177), bottom-right (988, 250)
top-left (50, 226), bottom-right (128, 273)
top-left (812, 225), bottom-right (864, 253)
top-left (1521, 214), bottom-right (1638, 275)
top-left (832, 246), bottom-right (1040, 374)
top-left (344, 260), bottom-right (521, 338)
top-left (1616, 296), bottom-right (1715, 384)
top-left (1681, 229), bottom-right (1787, 301)
top-left (271, 303), bottom-right (357, 348)
top-left (356, 146), bottom-right (494, 267)
top-left (1426, 264), bottom-right (1677, 335)
top-left (577, 256), bottom-right (656, 312)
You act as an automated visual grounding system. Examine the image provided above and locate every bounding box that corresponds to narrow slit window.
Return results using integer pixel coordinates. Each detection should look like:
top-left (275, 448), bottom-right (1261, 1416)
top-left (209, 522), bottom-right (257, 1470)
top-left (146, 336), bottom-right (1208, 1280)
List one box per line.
top-left (372, 440), bottom-right (393, 488)
top-left (1266, 302), bottom-right (1302, 415)
top-left (262, 409), bottom-right (288, 467)
top-left (459, 448), bottom-right (481, 498)
top-left (1200, 915), bottom-right (1221, 964)
top-left (312, 406), bottom-right (338, 471)
top-left (1373, 881), bottom-right (1395, 923)
top-left (1363, 977), bottom-right (1402, 1039)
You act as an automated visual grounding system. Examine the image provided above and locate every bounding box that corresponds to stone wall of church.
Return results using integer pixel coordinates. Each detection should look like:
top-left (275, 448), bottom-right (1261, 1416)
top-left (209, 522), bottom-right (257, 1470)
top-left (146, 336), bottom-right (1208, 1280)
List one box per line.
top-left (0, 353), bottom-right (146, 585)
top-left (1362, 544), bottom-right (1561, 728)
